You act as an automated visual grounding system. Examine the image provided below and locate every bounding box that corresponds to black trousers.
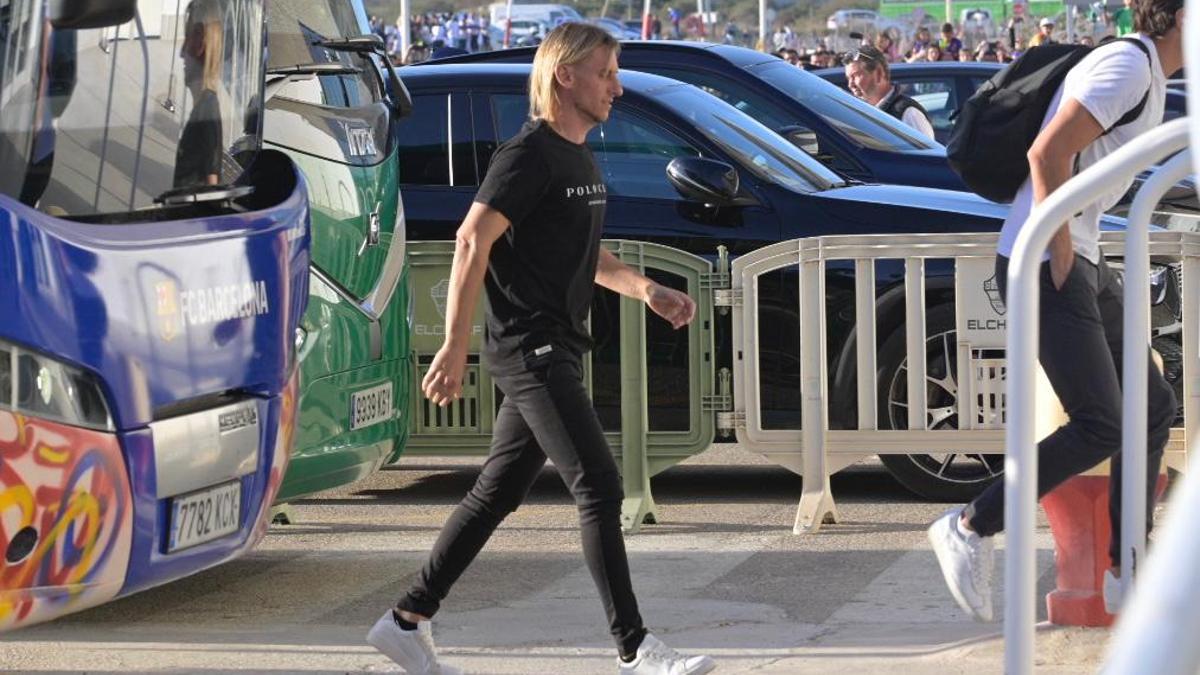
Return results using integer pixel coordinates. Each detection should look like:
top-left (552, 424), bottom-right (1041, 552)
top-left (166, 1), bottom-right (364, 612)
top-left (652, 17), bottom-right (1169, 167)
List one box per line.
top-left (397, 352), bottom-right (647, 656)
top-left (966, 254), bottom-right (1176, 566)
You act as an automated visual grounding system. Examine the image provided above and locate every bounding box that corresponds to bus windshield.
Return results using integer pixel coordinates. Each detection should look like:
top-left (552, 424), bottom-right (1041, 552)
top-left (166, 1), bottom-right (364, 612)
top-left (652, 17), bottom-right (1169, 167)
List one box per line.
top-left (0, 0), bottom-right (265, 217)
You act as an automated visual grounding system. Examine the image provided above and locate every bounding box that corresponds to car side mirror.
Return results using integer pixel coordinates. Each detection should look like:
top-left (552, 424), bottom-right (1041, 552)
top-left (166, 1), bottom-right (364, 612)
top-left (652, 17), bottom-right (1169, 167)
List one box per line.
top-left (778, 125), bottom-right (821, 156)
top-left (49, 0), bottom-right (136, 29)
top-left (666, 157), bottom-right (739, 206)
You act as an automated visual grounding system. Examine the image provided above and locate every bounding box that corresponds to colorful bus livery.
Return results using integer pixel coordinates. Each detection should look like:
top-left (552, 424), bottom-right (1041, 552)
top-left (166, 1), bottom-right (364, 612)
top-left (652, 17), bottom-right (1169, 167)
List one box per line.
top-left (0, 0), bottom-right (310, 630)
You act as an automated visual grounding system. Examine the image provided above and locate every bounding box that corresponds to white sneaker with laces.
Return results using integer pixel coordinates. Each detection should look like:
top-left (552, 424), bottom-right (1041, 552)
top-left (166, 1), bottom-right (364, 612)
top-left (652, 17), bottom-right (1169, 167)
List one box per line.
top-left (617, 633), bottom-right (716, 675)
top-left (366, 610), bottom-right (463, 675)
top-left (1103, 569), bottom-right (1122, 615)
top-left (928, 507), bottom-right (995, 622)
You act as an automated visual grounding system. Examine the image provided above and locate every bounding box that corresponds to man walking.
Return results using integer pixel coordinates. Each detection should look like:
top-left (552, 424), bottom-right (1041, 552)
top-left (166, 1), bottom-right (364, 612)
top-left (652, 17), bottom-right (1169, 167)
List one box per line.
top-left (366, 23), bottom-right (717, 675)
top-left (844, 45), bottom-right (936, 140)
top-left (929, 0), bottom-right (1184, 622)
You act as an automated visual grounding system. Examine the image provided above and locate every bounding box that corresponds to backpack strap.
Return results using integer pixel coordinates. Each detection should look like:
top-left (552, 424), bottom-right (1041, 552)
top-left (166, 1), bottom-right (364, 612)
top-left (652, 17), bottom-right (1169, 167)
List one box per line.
top-left (1102, 36), bottom-right (1154, 135)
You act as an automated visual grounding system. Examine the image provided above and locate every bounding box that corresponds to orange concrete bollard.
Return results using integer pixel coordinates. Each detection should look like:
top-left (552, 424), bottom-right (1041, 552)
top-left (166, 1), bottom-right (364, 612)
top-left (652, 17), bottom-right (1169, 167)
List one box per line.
top-left (1042, 468), bottom-right (1167, 627)
top-left (1036, 352), bottom-right (1169, 628)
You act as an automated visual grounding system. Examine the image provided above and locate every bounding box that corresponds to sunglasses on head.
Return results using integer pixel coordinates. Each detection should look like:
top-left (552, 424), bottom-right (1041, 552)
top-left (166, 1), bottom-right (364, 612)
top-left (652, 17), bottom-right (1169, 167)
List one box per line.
top-left (843, 49), bottom-right (883, 66)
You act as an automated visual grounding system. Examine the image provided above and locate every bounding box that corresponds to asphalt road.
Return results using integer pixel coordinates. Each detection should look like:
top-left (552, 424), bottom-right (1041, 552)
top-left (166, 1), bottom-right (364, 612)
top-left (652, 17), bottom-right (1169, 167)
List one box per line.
top-left (0, 446), bottom-right (1111, 673)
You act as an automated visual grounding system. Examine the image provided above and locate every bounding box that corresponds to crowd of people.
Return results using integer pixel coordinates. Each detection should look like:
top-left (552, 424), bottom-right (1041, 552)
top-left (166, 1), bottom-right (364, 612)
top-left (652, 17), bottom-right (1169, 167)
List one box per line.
top-left (375, 0), bottom-right (1144, 67)
top-left (772, 0), bottom-right (1142, 70)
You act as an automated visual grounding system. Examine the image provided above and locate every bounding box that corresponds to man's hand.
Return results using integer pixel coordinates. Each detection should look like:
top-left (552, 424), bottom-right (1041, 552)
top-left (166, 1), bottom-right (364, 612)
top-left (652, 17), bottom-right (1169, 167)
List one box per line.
top-left (422, 343), bottom-right (468, 407)
top-left (646, 283), bottom-right (696, 329)
top-left (1050, 248), bottom-right (1075, 290)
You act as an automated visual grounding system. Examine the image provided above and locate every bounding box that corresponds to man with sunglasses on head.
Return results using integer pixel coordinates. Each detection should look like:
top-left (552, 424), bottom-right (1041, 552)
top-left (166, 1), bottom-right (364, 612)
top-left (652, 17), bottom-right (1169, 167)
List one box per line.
top-left (843, 44), bottom-right (935, 139)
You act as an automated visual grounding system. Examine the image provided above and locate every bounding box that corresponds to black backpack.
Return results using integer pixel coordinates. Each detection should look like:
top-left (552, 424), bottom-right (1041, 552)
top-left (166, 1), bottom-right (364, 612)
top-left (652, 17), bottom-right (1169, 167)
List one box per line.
top-left (946, 38), bottom-right (1152, 203)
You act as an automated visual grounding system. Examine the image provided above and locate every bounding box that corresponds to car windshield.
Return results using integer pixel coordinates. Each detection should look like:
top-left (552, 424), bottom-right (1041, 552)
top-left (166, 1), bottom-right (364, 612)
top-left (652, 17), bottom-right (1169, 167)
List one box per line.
top-left (0, 0), bottom-right (266, 216)
top-left (657, 84), bottom-right (847, 192)
top-left (750, 60), bottom-right (941, 152)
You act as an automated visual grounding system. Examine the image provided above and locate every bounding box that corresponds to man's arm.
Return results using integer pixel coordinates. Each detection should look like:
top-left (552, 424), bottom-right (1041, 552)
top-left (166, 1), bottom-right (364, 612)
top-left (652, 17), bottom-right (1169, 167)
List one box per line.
top-left (422, 202), bottom-right (510, 406)
top-left (902, 106), bottom-right (937, 141)
top-left (595, 247), bottom-right (696, 330)
top-left (1026, 98), bottom-right (1104, 289)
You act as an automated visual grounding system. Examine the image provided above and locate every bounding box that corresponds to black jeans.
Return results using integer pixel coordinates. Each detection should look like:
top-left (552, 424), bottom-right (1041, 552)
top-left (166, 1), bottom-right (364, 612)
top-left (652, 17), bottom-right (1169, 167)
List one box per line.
top-left (965, 254), bottom-right (1176, 566)
top-left (397, 352), bottom-right (647, 656)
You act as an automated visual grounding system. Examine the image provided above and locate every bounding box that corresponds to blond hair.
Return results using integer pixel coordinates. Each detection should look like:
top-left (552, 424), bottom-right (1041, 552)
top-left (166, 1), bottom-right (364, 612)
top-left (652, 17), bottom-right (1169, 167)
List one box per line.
top-left (528, 23), bottom-right (619, 120)
top-left (187, 0), bottom-right (225, 92)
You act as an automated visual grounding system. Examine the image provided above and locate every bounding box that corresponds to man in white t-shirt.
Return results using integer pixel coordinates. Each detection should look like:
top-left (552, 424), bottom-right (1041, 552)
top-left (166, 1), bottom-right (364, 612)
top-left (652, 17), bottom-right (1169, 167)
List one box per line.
top-left (929, 0), bottom-right (1185, 623)
top-left (843, 45), bottom-right (937, 140)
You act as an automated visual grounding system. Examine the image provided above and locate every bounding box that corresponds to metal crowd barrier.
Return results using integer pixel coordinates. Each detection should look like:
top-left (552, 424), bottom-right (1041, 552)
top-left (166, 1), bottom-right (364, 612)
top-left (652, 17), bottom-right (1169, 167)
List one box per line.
top-left (1004, 118), bottom-right (1192, 674)
top-left (728, 227), bottom-right (1196, 535)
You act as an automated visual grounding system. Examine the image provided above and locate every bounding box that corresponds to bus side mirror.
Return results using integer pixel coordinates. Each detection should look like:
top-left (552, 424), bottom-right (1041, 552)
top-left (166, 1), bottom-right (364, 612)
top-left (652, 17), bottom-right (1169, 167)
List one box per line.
top-left (49, 0), bottom-right (137, 30)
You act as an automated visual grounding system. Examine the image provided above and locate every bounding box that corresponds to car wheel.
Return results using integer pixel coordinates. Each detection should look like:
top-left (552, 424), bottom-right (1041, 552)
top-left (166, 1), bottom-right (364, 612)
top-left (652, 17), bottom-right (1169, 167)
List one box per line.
top-left (876, 303), bottom-right (1003, 502)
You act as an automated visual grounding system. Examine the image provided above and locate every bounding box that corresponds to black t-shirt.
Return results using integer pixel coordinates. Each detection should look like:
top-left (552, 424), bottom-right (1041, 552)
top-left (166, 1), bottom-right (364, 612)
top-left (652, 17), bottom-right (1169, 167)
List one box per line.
top-left (475, 119), bottom-right (607, 374)
top-left (174, 89), bottom-right (223, 188)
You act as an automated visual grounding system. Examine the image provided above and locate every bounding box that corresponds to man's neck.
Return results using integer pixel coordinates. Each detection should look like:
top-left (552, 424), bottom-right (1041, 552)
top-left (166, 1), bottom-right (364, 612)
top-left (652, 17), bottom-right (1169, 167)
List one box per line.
top-left (868, 85), bottom-right (893, 107)
top-left (544, 110), bottom-right (594, 145)
top-left (1152, 33), bottom-right (1183, 78)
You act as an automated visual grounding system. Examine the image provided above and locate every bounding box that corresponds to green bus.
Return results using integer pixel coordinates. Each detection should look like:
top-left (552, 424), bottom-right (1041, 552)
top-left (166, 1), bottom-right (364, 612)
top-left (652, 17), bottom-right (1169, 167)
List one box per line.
top-left (263, 0), bottom-right (413, 502)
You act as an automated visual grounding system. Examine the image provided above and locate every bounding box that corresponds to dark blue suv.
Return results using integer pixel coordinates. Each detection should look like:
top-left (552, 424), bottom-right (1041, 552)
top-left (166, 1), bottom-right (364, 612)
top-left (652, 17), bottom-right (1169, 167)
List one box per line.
top-left (425, 41), bottom-right (968, 191)
top-left (394, 63), bottom-right (1172, 501)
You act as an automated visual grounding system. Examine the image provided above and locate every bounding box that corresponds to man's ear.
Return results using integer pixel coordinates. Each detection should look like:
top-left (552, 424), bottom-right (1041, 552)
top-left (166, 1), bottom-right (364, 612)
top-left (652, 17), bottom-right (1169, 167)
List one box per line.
top-left (554, 63), bottom-right (573, 91)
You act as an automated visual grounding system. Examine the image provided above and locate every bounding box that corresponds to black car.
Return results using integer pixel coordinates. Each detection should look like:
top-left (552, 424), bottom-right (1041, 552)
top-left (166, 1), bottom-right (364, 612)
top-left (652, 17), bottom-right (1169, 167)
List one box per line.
top-left (393, 63), bottom-right (1176, 501)
top-left (425, 41), bottom-right (969, 191)
top-left (815, 61), bottom-right (1189, 145)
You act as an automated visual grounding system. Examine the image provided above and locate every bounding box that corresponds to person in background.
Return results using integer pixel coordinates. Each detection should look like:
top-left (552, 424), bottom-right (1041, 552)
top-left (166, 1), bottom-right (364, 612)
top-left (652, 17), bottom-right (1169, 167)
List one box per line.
top-left (875, 29), bottom-right (900, 61)
top-left (1113, 0), bottom-right (1136, 36)
top-left (939, 21), bottom-right (963, 59)
top-left (1029, 17), bottom-right (1058, 46)
top-left (908, 25), bottom-right (933, 58)
top-left (844, 44), bottom-right (936, 139)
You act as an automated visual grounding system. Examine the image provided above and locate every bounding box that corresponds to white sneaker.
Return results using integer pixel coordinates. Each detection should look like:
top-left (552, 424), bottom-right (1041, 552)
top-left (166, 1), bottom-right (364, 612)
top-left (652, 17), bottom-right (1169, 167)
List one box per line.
top-left (366, 610), bottom-right (463, 675)
top-left (928, 507), bottom-right (995, 622)
top-left (617, 633), bottom-right (716, 675)
top-left (1103, 569), bottom-right (1122, 615)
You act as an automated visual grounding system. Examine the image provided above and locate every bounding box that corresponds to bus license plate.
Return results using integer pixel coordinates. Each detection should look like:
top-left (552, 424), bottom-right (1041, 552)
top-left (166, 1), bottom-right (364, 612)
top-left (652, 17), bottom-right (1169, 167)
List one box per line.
top-left (168, 481), bottom-right (241, 552)
top-left (350, 382), bottom-right (393, 431)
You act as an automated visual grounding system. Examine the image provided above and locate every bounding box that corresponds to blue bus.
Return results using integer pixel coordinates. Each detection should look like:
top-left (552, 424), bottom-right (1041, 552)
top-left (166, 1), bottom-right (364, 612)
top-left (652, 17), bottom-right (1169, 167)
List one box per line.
top-left (0, 0), bottom-right (309, 628)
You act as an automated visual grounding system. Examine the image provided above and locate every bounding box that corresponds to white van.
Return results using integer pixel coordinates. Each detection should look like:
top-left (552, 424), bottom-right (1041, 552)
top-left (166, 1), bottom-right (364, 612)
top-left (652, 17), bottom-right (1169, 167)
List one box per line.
top-left (489, 3), bottom-right (583, 27)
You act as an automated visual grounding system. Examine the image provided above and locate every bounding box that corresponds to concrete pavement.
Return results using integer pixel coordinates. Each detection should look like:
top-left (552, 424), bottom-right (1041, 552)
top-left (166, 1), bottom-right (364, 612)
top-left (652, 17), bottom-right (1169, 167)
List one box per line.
top-left (0, 446), bottom-right (1115, 673)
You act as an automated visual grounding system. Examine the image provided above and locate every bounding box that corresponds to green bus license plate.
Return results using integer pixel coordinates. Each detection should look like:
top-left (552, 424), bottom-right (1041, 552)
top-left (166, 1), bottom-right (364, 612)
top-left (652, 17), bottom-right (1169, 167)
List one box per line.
top-left (350, 382), bottom-right (393, 430)
top-left (168, 481), bottom-right (241, 552)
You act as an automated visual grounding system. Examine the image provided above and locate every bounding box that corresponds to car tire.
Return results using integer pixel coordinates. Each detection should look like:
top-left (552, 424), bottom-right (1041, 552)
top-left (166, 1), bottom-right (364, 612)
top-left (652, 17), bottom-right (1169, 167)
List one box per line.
top-left (875, 303), bottom-right (1003, 502)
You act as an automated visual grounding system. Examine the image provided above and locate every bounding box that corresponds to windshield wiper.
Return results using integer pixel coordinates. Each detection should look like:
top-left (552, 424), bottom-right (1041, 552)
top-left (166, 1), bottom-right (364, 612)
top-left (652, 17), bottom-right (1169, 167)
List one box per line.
top-left (316, 35), bottom-right (385, 53)
top-left (264, 63), bottom-right (362, 101)
top-left (314, 34), bottom-right (412, 118)
top-left (155, 183), bottom-right (254, 207)
top-left (266, 63), bottom-right (362, 76)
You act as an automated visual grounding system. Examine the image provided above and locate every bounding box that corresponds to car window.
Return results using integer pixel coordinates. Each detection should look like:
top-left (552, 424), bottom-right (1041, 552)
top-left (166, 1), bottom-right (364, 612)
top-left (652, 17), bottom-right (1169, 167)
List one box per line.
top-left (646, 66), bottom-right (795, 131)
top-left (493, 93), bottom-right (528, 140)
top-left (397, 93), bottom-right (475, 185)
top-left (658, 84), bottom-right (841, 192)
top-left (593, 107), bottom-right (702, 200)
top-left (895, 77), bottom-right (957, 140)
top-left (750, 60), bottom-right (940, 152)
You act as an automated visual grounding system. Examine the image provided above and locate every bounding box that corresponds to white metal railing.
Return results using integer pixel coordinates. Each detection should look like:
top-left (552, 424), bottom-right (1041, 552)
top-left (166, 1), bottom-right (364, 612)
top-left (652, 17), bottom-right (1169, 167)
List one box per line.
top-left (1004, 118), bottom-right (1192, 674)
top-left (1101, 6), bottom-right (1200, 672)
top-left (729, 228), bottom-right (1196, 535)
